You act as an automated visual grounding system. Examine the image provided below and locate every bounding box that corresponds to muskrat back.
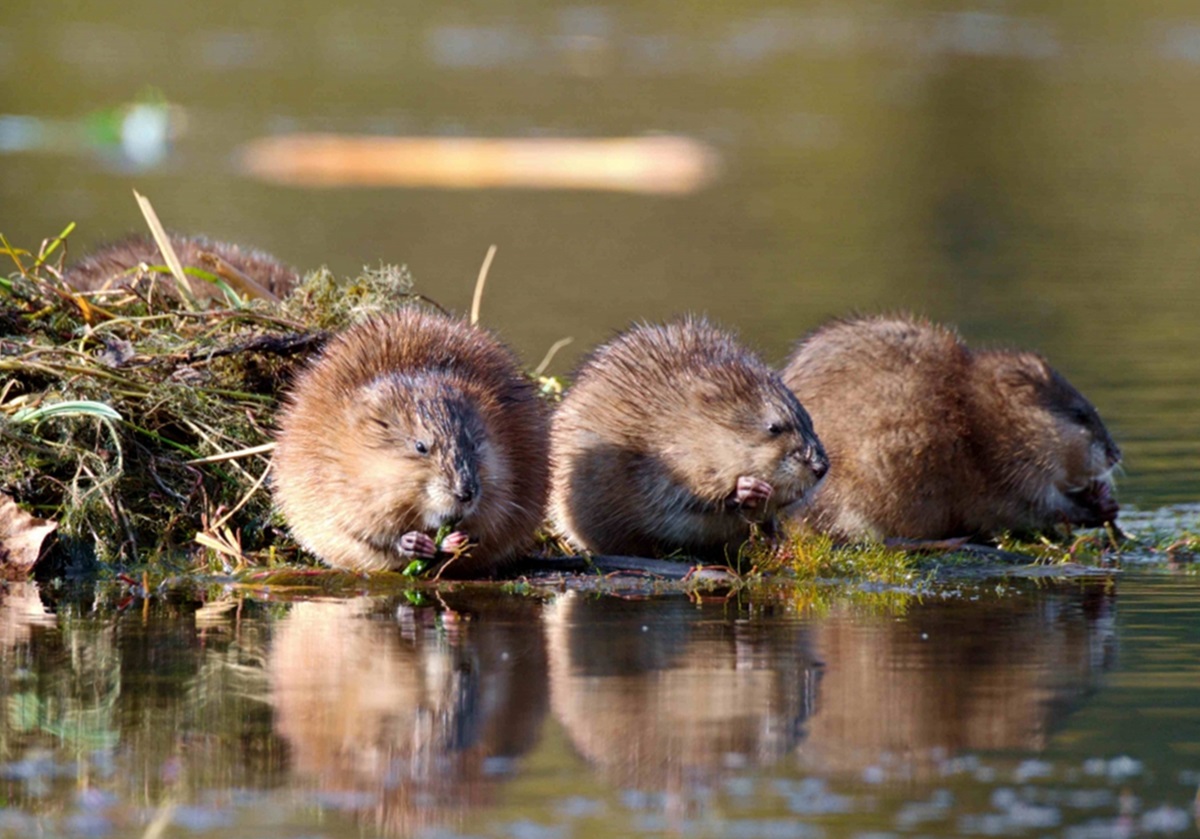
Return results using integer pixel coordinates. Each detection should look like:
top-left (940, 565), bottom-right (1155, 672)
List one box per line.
top-left (549, 316), bottom-right (827, 560)
top-left (273, 308), bottom-right (549, 577)
top-left (781, 314), bottom-right (1121, 541)
top-left (64, 233), bottom-right (298, 301)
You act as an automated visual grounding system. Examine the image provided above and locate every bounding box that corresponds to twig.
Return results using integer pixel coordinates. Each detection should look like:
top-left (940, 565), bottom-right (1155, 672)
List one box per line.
top-left (182, 331), bottom-right (326, 363)
top-left (187, 442), bottom-right (276, 465)
top-left (512, 554), bottom-right (695, 579)
top-left (196, 249), bottom-right (281, 303)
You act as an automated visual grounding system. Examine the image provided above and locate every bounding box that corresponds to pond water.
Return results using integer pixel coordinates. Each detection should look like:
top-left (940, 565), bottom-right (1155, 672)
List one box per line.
top-left (0, 572), bottom-right (1197, 838)
top-left (4, 4), bottom-right (1200, 837)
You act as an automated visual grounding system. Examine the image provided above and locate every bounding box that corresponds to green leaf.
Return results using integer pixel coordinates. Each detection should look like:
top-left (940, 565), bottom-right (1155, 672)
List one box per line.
top-left (11, 400), bottom-right (123, 424)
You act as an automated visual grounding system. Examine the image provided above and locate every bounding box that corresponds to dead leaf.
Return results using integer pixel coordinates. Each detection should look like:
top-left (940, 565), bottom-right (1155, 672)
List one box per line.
top-left (0, 496), bottom-right (57, 577)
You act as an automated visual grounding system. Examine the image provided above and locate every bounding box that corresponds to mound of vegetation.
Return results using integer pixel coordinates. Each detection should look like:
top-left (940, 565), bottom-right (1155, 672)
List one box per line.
top-left (0, 224), bottom-right (425, 573)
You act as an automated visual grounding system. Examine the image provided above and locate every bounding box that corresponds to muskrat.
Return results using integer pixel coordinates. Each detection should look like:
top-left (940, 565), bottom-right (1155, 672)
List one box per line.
top-left (781, 314), bottom-right (1121, 541)
top-left (273, 308), bottom-right (549, 577)
top-left (63, 233), bottom-right (298, 302)
top-left (549, 317), bottom-right (828, 560)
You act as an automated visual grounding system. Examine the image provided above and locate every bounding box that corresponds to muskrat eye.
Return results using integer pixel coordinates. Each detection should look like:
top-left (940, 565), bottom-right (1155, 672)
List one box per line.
top-left (767, 422), bottom-right (785, 436)
top-left (414, 440), bottom-right (429, 455)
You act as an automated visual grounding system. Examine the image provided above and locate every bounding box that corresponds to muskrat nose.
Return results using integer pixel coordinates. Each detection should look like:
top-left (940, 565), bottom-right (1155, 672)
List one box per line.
top-left (808, 450), bottom-right (829, 480)
top-left (1106, 441), bottom-right (1122, 467)
top-left (454, 486), bottom-right (476, 504)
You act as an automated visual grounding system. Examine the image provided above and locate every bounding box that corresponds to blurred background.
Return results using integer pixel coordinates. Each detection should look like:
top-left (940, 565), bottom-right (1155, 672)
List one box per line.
top-left (2, 1), bottom-right (1198, 506)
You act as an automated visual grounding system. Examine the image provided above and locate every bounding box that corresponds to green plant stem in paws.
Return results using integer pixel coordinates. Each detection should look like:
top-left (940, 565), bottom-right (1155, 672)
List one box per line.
top-left (401, 559), bottom-right (428, 577)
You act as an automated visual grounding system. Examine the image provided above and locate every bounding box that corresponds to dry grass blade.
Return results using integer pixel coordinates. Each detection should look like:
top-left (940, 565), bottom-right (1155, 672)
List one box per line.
top-left (470, 244), bottom-right (497, 326)
top-left (211, 462), bottom-right (272, 531)
top-left (133, 189), bottom-right (198, 310)
top-left (534, 336), bottom-right (573, 377)
top-left (197, 249), bottom-right (280, 303)
top-left (186, 442), bottom-right (276, 465)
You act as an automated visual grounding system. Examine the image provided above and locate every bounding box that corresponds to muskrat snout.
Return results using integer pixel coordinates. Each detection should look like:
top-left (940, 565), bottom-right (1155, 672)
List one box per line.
top-left (453, 475), bottom-right (479, 505)
top-left (789, 442), bottom-right (828, 480)
top-left (1104, 440), bottom-right (1122, 469)
top-left (805, 445), bottom-right (829, 480)
top-left (431, 466), bottom-right (480, 519)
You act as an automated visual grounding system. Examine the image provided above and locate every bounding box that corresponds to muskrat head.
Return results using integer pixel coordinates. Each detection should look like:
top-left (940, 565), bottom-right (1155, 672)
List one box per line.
top-left (758, 380), bottom-right (829, 508)
top-left (683, 372), bottom-right (828, 511)
top-left (350, 374), bottom-right (494, 531)
top-left (990, 353), bottom-right (1121, 528)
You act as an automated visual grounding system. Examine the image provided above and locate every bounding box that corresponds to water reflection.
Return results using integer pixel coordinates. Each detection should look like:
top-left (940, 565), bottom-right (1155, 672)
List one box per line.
top-left (267, 593), bottom-right (548, 837)
top-left (0, 583), bottom-right (55, 649)
top-left (544, 583), bottom-right (1116, 805)
top-left (545, 593), bottom-right (820, 811)
top-left (0, 578), bottom-right (1183, 837)
top-left (803, 583), bottom-right (1117, 777)
top-left (0, 584), bottom-right (282, 833)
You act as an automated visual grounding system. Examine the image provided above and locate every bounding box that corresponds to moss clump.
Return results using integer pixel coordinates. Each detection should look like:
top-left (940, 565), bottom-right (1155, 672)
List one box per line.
top-left (748, 526), bottom-right (921, 586)
top-left (993, 524), bottom-right (1126, 565)
top-left (0, 229), bottom-right (427, 570)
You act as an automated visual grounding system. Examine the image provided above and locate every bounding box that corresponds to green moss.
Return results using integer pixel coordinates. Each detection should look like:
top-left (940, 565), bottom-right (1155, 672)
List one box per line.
top-left (750, 527), bottom-right (921, 585)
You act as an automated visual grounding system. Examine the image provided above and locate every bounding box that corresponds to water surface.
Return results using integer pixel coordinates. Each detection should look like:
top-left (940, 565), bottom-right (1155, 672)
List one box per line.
top-left (0, 574), bottom-right (1197, 837)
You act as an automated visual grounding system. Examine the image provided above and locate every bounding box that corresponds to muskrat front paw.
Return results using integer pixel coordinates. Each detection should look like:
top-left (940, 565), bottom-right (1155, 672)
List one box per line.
top-left (731, 476), bottom-right (774, 509)
top-left (440, 531), bottom-right (470, 552)
top-left (398, 531), bottom-right (438, 558)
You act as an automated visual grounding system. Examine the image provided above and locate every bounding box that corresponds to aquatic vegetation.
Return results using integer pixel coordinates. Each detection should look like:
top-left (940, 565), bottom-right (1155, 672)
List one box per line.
top-left (751, 526), bottom-right (920, 585)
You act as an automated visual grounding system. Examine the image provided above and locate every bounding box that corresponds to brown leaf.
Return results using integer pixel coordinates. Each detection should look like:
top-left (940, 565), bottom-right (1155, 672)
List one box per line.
top-left (0, 496), bottom-right (57, 578)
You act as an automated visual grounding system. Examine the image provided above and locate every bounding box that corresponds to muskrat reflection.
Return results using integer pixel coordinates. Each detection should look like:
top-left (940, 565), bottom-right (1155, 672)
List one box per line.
top-left (0, 583), bottom-right (55, 650)
top-left (802, 583), bottom-right (1116, 776)
top-left (545, 593), bottom-right (820, 798)
top-left (268, 594), bottom-right (548, 836)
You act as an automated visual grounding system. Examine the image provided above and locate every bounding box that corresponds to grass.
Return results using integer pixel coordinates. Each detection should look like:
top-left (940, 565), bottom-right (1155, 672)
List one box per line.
top-left (1, 225), bottom-right (424, 572)
top-left (753, 527), bottom-right (921, 585)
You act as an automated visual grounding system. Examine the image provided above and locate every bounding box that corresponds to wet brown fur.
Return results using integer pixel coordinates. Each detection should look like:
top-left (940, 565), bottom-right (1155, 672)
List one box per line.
top-left (63, 233), bottom-right (298, 301)
top-left (782, 314), bottom-right (1121, 541)
top-left (550, 317), bottom-right (826, 559)
top-left (273, 308), bottom-right (549, 577)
